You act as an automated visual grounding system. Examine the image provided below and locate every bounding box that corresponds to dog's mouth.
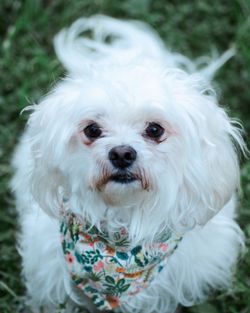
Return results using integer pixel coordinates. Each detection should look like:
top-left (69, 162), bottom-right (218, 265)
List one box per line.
top-left (109, 171), bottom-right (137, 184)
top-left (95, 167), bottom-right (150, 191)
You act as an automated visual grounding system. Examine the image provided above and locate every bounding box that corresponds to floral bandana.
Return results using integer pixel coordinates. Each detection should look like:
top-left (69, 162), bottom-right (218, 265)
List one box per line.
top-left (60, 208), bottom-right (182, 311)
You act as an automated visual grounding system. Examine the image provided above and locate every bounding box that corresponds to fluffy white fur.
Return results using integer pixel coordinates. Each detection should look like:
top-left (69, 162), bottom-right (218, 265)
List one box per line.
top-left (12, 15), bottom-right (246, 313)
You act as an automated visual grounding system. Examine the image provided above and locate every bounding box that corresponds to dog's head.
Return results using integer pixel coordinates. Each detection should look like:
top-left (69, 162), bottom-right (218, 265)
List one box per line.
top-left (24, 17), bottom-right (246, 240)
top-left (27, 62), bottom-right (245, 239)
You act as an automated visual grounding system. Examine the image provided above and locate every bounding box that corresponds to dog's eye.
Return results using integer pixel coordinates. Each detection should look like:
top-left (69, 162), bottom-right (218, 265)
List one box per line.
top-left (145, 122), bottom-right (164, 140)
top-left (84, 123), bottom-right (102, 140)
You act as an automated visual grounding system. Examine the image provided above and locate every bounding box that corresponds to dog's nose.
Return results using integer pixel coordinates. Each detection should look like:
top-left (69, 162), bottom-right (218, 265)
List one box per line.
top-left (108, 145), bottom-right (137, 169)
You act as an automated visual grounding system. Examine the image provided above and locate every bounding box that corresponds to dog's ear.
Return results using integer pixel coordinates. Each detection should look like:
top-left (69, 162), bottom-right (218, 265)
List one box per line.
top-left (30, 163), bottom-right (65, 218)
top-left (26, 90), bottom-right (72, 218)
top-left (176, 96), bottom-right (247, 227)
top-left (197, 121), bottom-right (243, 224)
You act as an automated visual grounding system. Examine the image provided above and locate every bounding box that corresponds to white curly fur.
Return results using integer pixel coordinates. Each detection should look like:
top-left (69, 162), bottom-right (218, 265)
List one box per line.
top-left (12, 15), bottom-right (246, 313)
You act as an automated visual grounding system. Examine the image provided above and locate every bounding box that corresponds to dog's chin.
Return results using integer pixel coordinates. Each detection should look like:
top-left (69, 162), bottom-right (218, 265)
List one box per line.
top-left (102, 182), bottom-right (142, 206)
top-left (95, 170), bottom-right (146, 206)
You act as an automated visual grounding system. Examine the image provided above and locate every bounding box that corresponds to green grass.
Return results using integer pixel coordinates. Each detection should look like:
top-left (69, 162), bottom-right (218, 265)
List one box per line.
top-left (1, 1), bottom-right (250, 312)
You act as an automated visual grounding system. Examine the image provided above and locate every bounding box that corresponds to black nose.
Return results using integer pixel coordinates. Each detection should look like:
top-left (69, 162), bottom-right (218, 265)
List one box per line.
top-left (109, 145), bottom-right (137, 169)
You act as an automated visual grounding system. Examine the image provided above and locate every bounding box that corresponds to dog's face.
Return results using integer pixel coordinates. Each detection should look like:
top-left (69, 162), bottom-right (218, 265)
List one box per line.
top-left (69, 68), bottom-right (176, 206)
top-left (28, 64), bottom-right (242, 235)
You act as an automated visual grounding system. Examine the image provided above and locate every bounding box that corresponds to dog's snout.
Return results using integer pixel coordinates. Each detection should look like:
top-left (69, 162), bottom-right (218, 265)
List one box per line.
top-left (109, 145), bottom-right (137, 169)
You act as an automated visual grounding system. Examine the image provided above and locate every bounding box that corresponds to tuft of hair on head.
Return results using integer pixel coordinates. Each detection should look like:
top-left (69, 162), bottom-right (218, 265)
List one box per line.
top-left (54, 15), bottom-right (236, 84)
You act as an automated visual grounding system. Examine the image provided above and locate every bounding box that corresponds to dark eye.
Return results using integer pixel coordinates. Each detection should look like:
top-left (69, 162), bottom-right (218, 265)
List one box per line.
top-left (145, 122), bottom-right (164, 140)
top-left (83, 123), bottom-right (102, 140)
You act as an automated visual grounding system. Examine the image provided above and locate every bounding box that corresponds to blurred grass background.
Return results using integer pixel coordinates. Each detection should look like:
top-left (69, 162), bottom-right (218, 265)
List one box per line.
top-left (0, 1), bottom-right (250, 313)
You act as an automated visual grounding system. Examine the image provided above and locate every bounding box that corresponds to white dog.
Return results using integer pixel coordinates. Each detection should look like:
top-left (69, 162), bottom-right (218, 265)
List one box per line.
top-left (12, 16), bottom-right (246, 313)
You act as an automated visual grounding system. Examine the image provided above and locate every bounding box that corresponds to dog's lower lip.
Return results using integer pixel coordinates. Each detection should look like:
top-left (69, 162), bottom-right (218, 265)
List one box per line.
top-left (110, 172), bottom-right (137, 184)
